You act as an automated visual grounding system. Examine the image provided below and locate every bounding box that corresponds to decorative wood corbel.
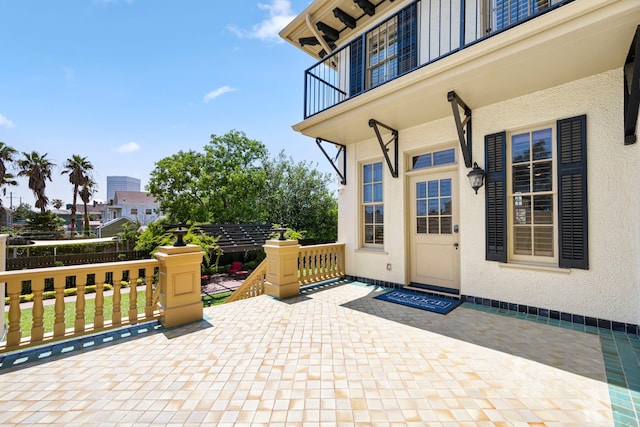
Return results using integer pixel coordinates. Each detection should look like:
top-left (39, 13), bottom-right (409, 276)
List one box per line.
top-left (369, 119), bottom-right (398, 178)
top-left (316, 138), bottom-right (346, 185)
top-left (624, 25), bottom-right (640, 145)
top-left (448, 91), bottom-right (473, 167)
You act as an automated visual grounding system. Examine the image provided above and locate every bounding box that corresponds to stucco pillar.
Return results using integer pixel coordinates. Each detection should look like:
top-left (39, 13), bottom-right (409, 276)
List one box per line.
top-left (154, 244), bottom-right (204, 328)
top-left (0, 234), bottom-right (6, 340)
top-left (264, 239), bottom-right (301, 299)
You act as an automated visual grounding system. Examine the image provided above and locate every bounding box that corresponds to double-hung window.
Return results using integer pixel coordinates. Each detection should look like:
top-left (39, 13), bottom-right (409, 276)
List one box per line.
top-left (367, 17), bottom-right (398, 87)
top-left (349, 3), bottom-right (417, 96)
top-left (363, 161), bottom-right (384, 246)
top-left (491, 0), bottom-right (552, 32)
top-left (509, 127), bottom-right (555, 262)
top-left (485, 115), bottom-right (588, 269)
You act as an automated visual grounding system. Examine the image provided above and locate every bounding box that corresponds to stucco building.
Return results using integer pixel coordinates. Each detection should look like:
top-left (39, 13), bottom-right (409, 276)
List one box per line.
top-left (106, 176), bottom-right (141, 204)
top-left (280, 0), bottom-right (640, 331)
top-left (102, 191), bottom-right (160, 226)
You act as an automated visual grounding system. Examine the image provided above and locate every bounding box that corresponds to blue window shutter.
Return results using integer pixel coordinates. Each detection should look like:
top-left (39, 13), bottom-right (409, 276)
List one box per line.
top-left (557, 115), bottom-right (588, 269)
top-left (397, 3), bottom-right (417, 75)
top-left (485, 132), bottom-right (507, 262)
top-left (349, 36), bottom-right (364, 96)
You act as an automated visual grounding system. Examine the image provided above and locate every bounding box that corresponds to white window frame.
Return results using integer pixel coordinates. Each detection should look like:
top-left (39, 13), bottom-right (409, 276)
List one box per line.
top-left (506, 123), bottom-right (558, 265)
top-left (366, 15), bottom-right (398, 88)
top-left (361, 160), bottom-right (384, 248)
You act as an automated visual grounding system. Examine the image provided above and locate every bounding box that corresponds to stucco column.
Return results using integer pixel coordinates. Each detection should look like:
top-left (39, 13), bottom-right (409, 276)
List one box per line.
top-left (264, 239), bottom-right (301, 299)
top-left (0, 234), bottom-right (6, 340)
top-left (154, 244), bottom-right (204, 328)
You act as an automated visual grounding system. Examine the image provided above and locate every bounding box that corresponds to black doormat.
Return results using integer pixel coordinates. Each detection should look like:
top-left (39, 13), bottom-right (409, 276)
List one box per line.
top-left (374, 289), bottom-right (461, 315)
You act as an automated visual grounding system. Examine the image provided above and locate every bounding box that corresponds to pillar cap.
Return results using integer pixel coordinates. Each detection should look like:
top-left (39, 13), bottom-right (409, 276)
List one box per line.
top-left (155, 244), bottom-right (204, 255)
top-left (264, 239), bottom-right (299, 248)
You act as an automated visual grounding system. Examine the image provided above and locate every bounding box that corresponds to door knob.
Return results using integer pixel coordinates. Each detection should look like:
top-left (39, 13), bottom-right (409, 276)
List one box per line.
top-left (453, 243), bottom-right (459, 250)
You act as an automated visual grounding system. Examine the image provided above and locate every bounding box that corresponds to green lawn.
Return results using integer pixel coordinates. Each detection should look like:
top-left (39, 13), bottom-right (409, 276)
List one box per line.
top-left (201, 291), bottom-right (232, 307)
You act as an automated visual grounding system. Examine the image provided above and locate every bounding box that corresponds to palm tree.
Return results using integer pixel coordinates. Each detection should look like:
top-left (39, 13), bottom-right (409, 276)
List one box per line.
top-left (52, 199), bottom-right (64, 210)
top-left (62, 155), bottom-right (93, 237)
top-left (79, 178), bottom-right (96, 236)
top-left (17, 151), bottom-right (55, 214)
top-left (0, 142), bottom-right (18, 206)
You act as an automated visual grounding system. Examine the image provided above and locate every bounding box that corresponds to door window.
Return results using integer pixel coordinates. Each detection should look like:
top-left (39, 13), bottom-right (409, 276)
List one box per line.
top-left (416, 178), bottom-right (452, 235)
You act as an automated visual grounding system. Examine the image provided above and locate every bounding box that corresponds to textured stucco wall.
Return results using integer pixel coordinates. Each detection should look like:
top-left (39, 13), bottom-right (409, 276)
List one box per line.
top-left (463, 68), bottom-right (640, 325)
top-left (338, 68), bottom-right (640, 324)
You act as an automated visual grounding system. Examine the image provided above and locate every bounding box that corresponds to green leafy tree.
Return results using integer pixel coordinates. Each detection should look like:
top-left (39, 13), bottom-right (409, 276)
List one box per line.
top-left (13, 203), bottom-right (36, 223)
top-left (202, 131), bottom-right (268, 223)
top-left (147, 130), bottom-right (268, 223)
top-left (62, 154), bottom-right (93, 237)
top-left (117, 222), bottom-right (140, 251)
top-left (79, 178), bottom-right (97, 236)
top-left (263, 151), bottom-right (338, 241)
top-left (147, 150), bottom-right (208, 222)
top-left (17, 151), bottom-right (55, 213)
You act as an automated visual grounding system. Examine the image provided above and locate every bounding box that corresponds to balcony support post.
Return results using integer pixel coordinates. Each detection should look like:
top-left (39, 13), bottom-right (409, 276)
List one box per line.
top-left (316, 138), bottom-right (347, 185)
top-left (459, 0), bottom-right (466, 49)
top-left (369, 119), bottom-right (399, 178)
top-left (624, 25), bottom-right (640, 145)
top-left (154, 245), bottom-right (205, 328)
top-left (448, 90), bottom-right (473, 168)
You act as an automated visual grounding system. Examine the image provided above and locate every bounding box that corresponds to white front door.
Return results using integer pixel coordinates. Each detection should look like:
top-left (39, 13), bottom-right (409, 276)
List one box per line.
top-left (409, 170), bottom-right (460, 292)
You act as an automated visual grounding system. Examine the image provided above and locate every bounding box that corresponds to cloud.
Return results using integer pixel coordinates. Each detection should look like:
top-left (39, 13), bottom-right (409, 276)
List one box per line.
top-left (0, 114), bottom-right (15, 128)
top-left (229, 0), bottom-right (295, 42)
top-left (203, 86), bottom-right (236, 103)
top-left (116, 142), bottom-right (141, 153)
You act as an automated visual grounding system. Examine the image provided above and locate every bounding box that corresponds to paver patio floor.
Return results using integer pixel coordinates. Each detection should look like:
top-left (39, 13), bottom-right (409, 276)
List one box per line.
top-left (1, 280), bottom-right (638, 426)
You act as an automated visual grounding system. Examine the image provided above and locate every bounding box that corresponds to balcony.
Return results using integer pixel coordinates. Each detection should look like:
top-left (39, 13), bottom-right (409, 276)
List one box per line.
top-left (282, 0), bottom-right (640, 144)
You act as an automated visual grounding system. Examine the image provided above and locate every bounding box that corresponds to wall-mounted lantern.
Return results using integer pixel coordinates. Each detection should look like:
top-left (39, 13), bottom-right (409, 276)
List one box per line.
top-left (467, 162), bottom-right (486, 194)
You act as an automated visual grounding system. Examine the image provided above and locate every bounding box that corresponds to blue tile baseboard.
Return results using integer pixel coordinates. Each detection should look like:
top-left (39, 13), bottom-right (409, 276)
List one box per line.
top-left (0, 321), bottom-right (162, 371)
top-left (346, 275), bottom-right (405, 290)
top-left (461, 294), bottom-right (640, 336)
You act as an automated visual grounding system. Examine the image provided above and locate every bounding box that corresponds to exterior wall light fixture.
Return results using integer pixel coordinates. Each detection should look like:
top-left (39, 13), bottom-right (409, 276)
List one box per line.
top-left (467, 162), bottom-right (486, 194)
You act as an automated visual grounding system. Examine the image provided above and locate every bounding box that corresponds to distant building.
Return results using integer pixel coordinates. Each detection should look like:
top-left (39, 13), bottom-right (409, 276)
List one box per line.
top-left (56, 202), bottom-right (107, 236)
top-left (102, 191), bottom-right (160, 226)
top-left (106, 176), bottom-right (141, 203)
